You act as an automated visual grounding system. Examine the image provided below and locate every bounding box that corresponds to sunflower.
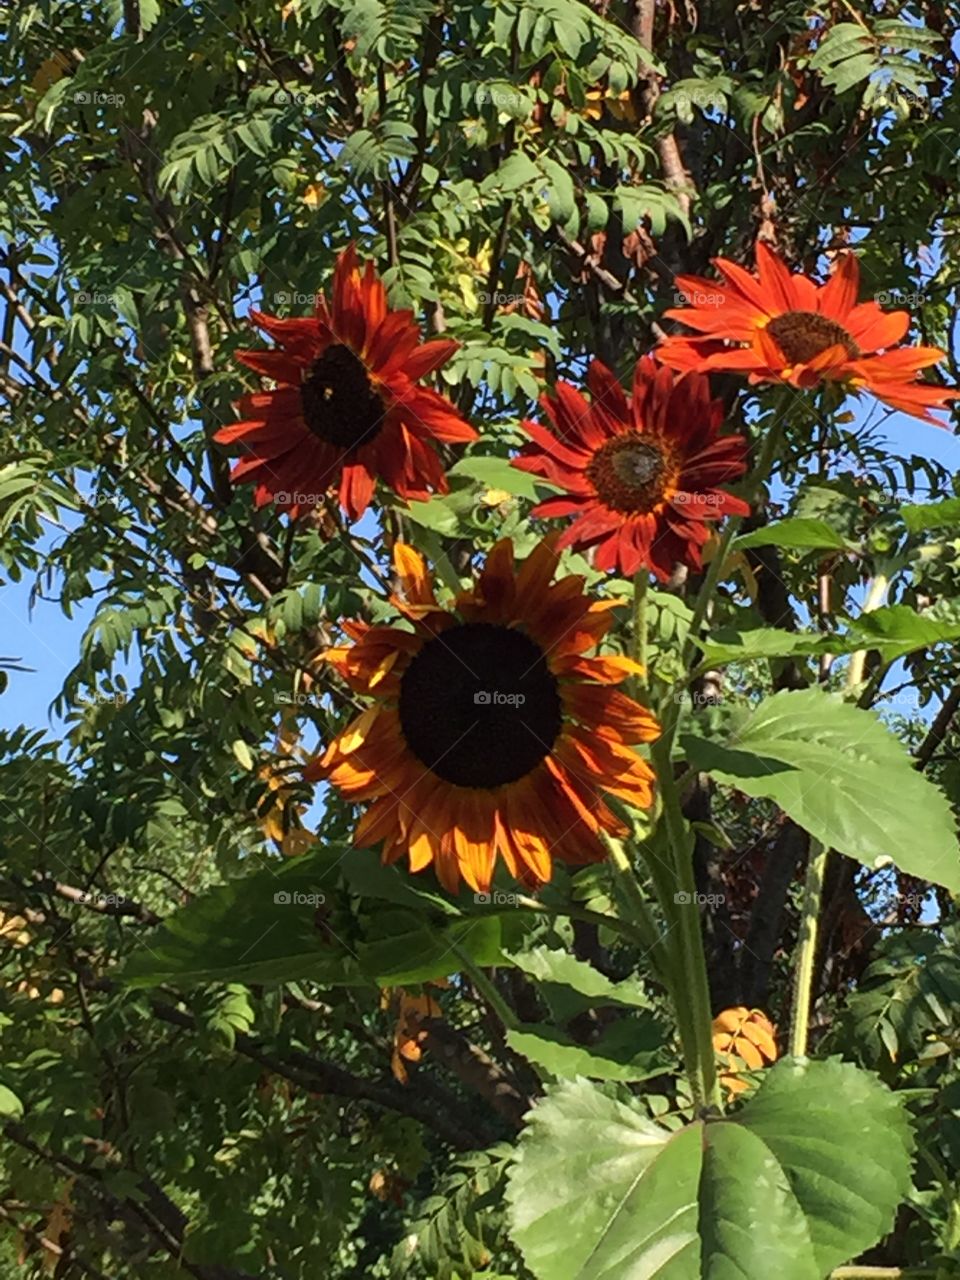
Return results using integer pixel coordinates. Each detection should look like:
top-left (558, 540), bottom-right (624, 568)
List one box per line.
top-left (512, 356), bottom-right (750, 581)
top-left (215, 246), bottom-right (477, 521)
top-left (657, 241), bottom-right (957, 424)
top-left (308, 538), bottom-right (660, 894)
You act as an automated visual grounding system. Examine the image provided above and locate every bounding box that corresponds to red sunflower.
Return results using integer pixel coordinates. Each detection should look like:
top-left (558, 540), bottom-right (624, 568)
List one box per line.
top-left (215, 246), bottom-right (477, 521)
top-left (657, 241), bottom-right (957, 424)
top-left (512, 357), bottom-right (750, 581)
top-left (307, 538), bottom-right (660, 895)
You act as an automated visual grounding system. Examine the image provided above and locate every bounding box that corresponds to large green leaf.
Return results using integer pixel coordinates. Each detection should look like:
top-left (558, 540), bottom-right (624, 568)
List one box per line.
top-left (681, 687), bottom-right (960, 891)
top-left (901, 495), bottom-right (960, 534)
top-left (507, 945), bottom-right (649, 1018)
top-left (122, 850), bottom-right (501, 988)
top-left (507, 1014), bottom-right (669, 1082)
top-left (506, 1060), bottom-right (914, 1279)
top-left (507, 1079), bottom-right (700, 1279)
top-left (733, 518), bottom-right (855, 553)
top-left (122, 854), bottom-right (366, 988)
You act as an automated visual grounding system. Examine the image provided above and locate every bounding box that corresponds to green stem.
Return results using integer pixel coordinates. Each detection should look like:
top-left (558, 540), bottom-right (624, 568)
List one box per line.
top-left (602, 832), bottom-right (672, 988)
top-left (633, 571), bottom-right (649, 695)
top-left (653, 739), bottom-right (721, 1110)
top-left (831, 1269), bottom-right (931, 1279)
top-left (453, 943), bottom-right (519, 1031)
top-left (513, 894), bottom-right (659, 952)
top-left (789, 838), bottom-right (828, 1058)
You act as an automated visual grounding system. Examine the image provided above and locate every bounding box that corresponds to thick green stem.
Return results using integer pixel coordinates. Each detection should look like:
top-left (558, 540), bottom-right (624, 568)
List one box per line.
top-left (453, 943), bottom-right (519, 1031)
top-left (602, 832), bottom-right (673, 989)
top-left (654, 740), bottom-right (722, 1110)
top-left (789, 838), bottom-right (828, 1058)
top-left (633, 571), bottom-right (649, 695)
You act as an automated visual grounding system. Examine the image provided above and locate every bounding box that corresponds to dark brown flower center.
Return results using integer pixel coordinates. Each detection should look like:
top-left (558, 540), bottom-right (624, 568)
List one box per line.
top-left (397, 622), bottom-right (562, 789)
top-left (587, 434), bottom-right (671, 514)
top-left (765, 311), bottom-right (860, 365)
top-left (300, 344), bottom-right (385, 451)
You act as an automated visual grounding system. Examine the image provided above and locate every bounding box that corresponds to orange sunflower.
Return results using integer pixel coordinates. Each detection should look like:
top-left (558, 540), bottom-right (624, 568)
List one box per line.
top-left (215, 246), bottom-right (477, 521)
top-left (512, 357), bottom-right (750, 581)
top-left (308, 538), bottom-right (660, 894)
top-left (657, 241), bottom-right (957, 423)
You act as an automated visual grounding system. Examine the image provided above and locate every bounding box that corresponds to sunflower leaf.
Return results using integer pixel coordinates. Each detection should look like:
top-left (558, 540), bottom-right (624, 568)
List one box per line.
top-left (506, 1060), bottom-right (913, 1279)
top-left (681, 687), bottom-right (960, 891)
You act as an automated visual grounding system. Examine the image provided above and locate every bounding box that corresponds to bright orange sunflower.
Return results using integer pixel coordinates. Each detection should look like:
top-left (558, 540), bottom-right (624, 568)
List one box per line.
top-left (512, 357), bottom-right (750, 581)
top-left (215, 246), bottom-right (477, 521)
top-left (308, 538), bottom-right (660, 894)
top-left (657, 241), bottom-right (957, 424)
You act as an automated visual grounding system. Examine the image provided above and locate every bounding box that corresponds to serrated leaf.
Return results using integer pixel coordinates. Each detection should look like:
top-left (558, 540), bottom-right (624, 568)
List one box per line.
top-left (507, 1060), bottom-right (914, 1279)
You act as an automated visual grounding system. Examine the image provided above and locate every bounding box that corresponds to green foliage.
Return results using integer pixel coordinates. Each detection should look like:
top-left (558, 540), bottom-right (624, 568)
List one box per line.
top-left (683, 687), bottom-right (960, 891)
top-left (507, 1061), bottom-right (914, 1279)
top-left (2, 0), bottom-right (960, 1274)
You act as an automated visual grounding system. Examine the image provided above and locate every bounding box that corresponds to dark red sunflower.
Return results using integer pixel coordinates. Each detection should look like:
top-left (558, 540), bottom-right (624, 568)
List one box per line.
top-left (307, 538), bottom-right (659, 895)
top-left (215, 246), bottom-right (477, 521)
top-left (657, 241), bottom-right (958, 424)
top-left (512, 357), bottom-right (750, 581)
